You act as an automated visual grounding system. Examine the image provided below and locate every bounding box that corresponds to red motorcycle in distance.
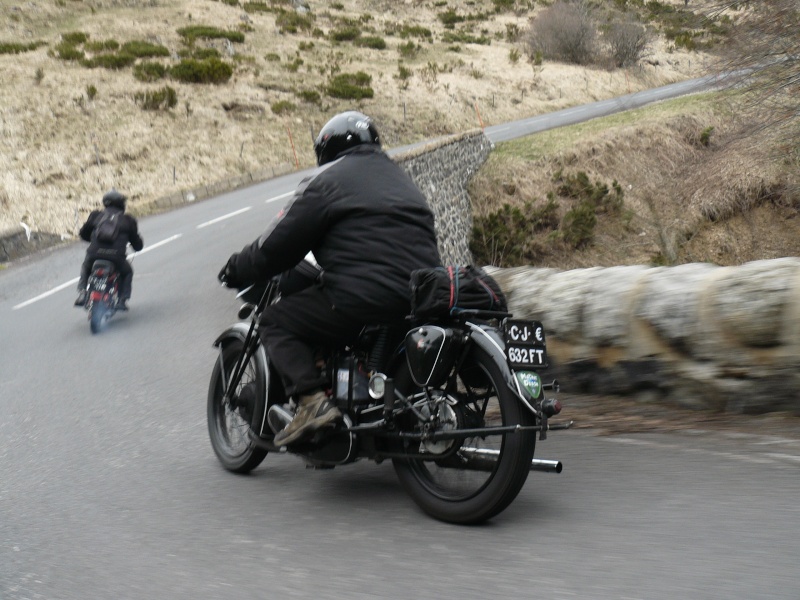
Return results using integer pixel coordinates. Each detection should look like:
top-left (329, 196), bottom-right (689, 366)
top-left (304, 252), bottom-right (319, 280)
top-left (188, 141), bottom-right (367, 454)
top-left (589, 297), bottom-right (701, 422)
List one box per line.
top-left (83, 259), bottom-right (122, 334)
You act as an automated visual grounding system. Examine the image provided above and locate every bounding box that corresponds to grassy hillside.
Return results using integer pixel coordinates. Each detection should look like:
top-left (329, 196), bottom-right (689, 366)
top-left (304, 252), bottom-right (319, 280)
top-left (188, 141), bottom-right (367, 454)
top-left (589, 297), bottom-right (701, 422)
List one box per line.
top-left (1, 0), bottom-right (710, 238)
top-left (469, 90), bottom-right (800, 269)
top-left (3, 0), bottom-right (796, 270)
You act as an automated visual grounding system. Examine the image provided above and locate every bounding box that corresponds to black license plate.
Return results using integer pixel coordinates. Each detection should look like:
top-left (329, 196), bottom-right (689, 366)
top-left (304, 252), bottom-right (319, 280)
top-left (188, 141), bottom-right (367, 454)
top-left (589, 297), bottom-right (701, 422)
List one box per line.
top-left (504, 320), bottom-right (547, 369)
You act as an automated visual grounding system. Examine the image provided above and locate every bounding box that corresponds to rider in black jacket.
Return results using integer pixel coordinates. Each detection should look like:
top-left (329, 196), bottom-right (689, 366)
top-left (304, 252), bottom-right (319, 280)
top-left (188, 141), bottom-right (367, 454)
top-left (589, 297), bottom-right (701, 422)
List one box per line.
top-left (75, 189), bottom-right (144, 310)
top-left (219, 111), bottom-right (442, 446)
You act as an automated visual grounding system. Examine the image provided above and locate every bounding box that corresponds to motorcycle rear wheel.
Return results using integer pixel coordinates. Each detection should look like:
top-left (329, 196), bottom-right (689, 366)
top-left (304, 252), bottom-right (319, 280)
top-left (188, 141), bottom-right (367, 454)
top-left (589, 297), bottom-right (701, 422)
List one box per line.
top-left (392, 345), bottom-right (537, 524)
top-left (89, 301), bottom-right (106, 334)
top-left (207, 340), bottom-right (268, 473)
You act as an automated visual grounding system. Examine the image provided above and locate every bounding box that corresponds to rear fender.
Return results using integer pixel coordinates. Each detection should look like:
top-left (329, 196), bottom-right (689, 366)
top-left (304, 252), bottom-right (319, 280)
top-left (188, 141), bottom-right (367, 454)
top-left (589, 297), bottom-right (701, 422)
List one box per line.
top-left (464, 322), bottom-right (540, 418)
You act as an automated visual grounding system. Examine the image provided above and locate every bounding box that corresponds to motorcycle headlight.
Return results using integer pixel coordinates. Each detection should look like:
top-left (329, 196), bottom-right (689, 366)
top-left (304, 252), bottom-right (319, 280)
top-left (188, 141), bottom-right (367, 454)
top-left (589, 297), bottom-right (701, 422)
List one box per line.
top-left (515, 371), bottom-right (542, 400)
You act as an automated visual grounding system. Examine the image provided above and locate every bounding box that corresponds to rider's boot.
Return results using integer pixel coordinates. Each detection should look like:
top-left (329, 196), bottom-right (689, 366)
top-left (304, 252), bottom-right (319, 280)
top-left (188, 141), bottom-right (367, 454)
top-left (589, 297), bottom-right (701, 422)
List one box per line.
top-left (118, 298), bottom-right (129, 311)
top-left (273, 390), bottom-right (342, 446)
top-left (74, 290), bottom-right (88, 307)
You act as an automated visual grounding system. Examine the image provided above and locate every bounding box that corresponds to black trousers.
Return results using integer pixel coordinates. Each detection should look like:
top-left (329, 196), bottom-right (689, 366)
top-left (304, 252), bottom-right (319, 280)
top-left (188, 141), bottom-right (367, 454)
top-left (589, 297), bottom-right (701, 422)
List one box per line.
top-left (79, 254), bottom-right (134, 300)
top-left (259, 286), bottom-right (365, 398)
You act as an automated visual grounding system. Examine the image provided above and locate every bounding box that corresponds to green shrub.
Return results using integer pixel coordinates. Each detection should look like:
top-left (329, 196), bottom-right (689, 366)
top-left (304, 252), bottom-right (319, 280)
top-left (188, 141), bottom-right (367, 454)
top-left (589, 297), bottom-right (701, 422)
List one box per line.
top-left (354, 36), bottom-right (387, 50)
top-left (242, 2), bottom-right (272, 13)
top-left (54, 42), bottom-right (85, 61)
top-left (265, 52), bottom-right (281, 62)
top-left (560, 202), bottom-right (597, 248)
top-left (86, 84), bottom-right (97, 100)
top-left (438, 9), bottom-right (465, 28)
top-left (296, 89), bottom-right (320, 103)
top-left (330, 26), bottom-right (361, 42)
top-left (85, 39), bottom-right (120, 52)
top-left (668, 29), bottom-right (697, 51)
top-left (170, 57), bottom-right (233, 84)
top-left (442, 31), bottom-right (491, 45)
top-left (271, 100), bottom-right (295, 114)
top-left (397, 24), bottom-right (432, 40)
top-left (85, 52), bottom-right (136, 69)
top-left (276, 10), bottom-right (314, 33)
top-left (62, 31), bottom-right (89, 45)
top-left (0, 41), bottom-right (45, 55)
top-left (192, 47), bottom-right (222, 59)
top-left (177, 25), bottom-right (245, 44)
top-left (699, 126), bottom-right (714, 147)
top-left (326, 71), bottom-right (373, 100)
top-left (134, 86), bottom-right (178, 111)
top-left (555, 170), bottom-right (623, 213)
top-left (493, 0), bottom-right (515, 10)
top-left (133, 61), bottom-right (167, 82)
top-left (396, 64), bottom-right (413, 80)
top-left (121, 40), bottom-right (170, 58)
top-left (284, 57), bottom-right (303, 72)
top-left (398, 41), bottom-right (420, 58)
top-left (470, 198), bottom-right (559, 266)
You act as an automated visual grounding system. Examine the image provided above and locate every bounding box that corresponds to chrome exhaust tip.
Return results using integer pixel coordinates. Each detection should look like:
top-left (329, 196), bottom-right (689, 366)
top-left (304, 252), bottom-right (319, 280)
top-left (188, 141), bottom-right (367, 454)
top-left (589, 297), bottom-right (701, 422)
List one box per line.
top-left (458, 448), bottom-right (563, 473)
top-left (530, 458), bottom-right (562, 473)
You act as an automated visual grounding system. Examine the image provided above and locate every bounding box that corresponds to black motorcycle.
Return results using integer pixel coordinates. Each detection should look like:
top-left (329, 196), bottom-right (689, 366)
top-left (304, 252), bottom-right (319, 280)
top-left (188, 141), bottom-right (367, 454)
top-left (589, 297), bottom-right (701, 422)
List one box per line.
top-left (207, 263), bottom-right (571, 524)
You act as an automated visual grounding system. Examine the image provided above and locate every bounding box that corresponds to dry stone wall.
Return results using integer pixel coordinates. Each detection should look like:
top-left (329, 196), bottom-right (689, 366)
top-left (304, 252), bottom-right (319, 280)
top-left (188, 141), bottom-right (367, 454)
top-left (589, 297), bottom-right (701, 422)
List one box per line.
top-left (489, 261), bottom-right (800, 415)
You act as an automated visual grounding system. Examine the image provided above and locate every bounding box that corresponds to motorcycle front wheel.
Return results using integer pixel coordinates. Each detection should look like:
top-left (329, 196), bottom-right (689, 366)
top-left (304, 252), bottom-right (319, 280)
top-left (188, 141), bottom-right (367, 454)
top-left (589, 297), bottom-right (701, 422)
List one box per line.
top-left (207, 339), bottom-right (269, 473)
top-left (392, 345), bottom-right (537, 524)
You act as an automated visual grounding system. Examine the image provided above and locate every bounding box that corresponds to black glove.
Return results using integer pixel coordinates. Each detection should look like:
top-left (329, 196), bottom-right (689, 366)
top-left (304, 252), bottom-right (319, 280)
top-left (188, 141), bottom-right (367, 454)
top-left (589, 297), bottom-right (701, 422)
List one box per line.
top-left (218, 254), bottom-right (242, 288)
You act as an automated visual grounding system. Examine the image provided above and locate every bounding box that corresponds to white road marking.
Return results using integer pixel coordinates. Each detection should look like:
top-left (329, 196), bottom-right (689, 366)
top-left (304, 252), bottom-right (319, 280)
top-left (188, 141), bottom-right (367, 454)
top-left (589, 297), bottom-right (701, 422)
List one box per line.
top-left (12, 234), bottom-right (182, 309)
top-left (266, 191), bottom-right (292, 204)
top-left (765, 453), bottom-right (800, 465)
top-left (196, 207), bottom-right (251, 229)
top-left (130, 233), bottom-right (182, 256)
top-left (13, 278), bottom-right (80, 310)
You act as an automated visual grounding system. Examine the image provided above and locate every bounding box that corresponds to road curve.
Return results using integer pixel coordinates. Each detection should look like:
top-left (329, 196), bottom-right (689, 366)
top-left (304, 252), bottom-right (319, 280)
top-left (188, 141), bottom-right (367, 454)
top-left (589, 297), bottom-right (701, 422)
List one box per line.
top-left (2, 74), bottom-right (798, 600)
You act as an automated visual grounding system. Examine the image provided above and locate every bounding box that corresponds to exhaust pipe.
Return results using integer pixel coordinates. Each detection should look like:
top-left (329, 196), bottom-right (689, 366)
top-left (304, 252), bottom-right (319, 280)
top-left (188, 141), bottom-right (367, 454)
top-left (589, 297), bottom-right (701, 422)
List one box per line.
top-left (530, 458), bottom-right (563, 473)
top-left (454, 448), bottom-right (563, 473)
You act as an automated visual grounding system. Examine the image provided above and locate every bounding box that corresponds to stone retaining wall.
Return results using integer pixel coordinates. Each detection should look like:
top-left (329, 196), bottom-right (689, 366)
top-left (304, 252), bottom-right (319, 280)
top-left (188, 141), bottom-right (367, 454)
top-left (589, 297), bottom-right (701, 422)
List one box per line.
top-left (489, 261), bottom-right (800, 415)
top-left (395, 130), bottom-right (491, 265)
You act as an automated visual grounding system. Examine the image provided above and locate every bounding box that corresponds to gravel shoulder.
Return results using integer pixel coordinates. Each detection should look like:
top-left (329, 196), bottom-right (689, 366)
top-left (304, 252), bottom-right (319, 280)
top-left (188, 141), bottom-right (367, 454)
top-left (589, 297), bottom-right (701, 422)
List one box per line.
top-left (559, 392), bottom-right (800, 440)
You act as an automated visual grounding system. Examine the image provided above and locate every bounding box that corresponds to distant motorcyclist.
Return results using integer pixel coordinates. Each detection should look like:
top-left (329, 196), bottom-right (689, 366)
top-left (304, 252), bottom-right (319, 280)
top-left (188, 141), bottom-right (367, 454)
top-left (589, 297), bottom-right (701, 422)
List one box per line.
top-left (218, 110), bottom-right (442, 446)
top-left (75, 189), bottom-right (144, 310)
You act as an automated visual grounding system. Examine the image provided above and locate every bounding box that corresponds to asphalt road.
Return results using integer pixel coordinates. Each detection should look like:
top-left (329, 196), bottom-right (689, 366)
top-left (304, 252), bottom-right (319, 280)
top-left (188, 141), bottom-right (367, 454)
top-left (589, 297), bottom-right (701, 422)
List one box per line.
top-left (2, 75), bottom-right (799, 599)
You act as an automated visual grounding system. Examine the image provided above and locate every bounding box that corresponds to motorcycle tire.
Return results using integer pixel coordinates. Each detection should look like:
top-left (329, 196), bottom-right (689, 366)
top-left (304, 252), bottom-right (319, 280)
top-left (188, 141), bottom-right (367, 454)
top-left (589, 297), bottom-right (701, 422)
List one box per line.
top-left (207, 339), bottom-right (269, 473)
top-left (392, 344), bottom-right (537, 524)
top-left (89, 301), bottom-right (106, 334)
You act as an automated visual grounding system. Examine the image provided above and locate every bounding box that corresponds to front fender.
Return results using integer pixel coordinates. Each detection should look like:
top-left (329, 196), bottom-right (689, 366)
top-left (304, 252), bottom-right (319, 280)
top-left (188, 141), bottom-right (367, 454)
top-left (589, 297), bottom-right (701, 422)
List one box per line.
top-left (465, 322), bottom-right (540, 418)
top-left (213, 322), bottom-right (253, 347)
top-left (213, 323), bottom-right (272, 436)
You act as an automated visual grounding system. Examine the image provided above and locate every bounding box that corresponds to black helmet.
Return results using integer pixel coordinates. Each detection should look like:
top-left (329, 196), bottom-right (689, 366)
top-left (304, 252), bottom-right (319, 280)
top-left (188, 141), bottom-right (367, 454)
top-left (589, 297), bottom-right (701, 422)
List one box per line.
top-left (102, 189), bottom-right (127, 209)
top-left (313, 111), bottom-right (380, 166)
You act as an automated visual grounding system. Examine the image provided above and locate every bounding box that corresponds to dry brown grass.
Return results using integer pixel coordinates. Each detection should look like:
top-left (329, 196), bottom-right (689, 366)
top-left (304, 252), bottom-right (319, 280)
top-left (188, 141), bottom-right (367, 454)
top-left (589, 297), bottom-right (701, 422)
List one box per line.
top-left (0, 0), bottom-right (707, 240)
top-left (469, 91), bottom-right (800, 269)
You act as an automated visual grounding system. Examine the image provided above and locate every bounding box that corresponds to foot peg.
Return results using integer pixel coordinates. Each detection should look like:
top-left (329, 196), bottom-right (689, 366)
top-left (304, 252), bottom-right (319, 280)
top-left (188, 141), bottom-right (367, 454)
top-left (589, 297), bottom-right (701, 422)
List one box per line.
top-left (267, 404), bottom-right (293, 435)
